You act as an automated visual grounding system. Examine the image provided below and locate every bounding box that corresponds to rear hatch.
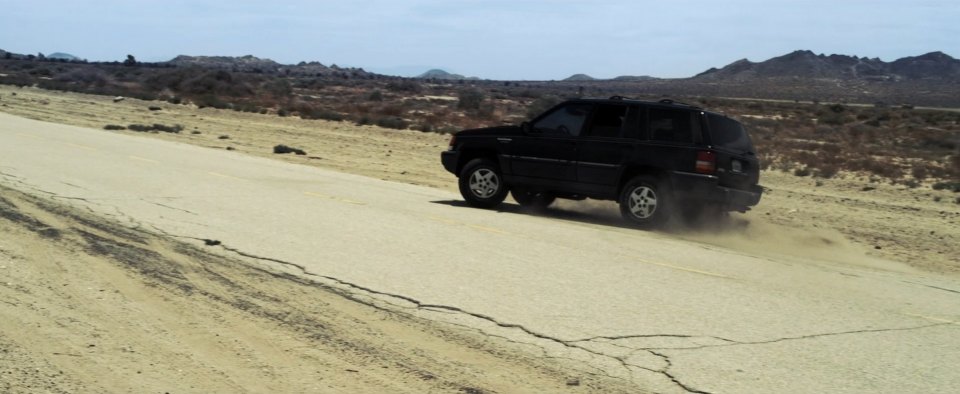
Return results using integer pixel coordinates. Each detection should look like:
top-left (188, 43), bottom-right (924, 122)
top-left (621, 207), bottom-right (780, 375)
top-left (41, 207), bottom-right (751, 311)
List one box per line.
top-left (704, 113), bottom-right (760, 190)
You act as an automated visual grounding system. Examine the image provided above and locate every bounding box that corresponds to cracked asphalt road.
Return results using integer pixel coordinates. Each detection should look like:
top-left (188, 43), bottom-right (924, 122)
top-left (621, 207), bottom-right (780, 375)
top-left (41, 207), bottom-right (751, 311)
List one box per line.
top-left (2, 112), bottom-right (959, 393)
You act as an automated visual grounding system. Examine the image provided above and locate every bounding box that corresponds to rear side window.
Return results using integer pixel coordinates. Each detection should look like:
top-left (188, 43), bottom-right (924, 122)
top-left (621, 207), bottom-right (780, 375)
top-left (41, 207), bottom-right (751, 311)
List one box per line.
top-left (584, 104), bottom-right (628, 138)
top-left (533, 104), bottom-right (591, 136)
top-left (707, 114), bottom-right (753, 153)
top-left (649, 108), bottom-right (693, 143)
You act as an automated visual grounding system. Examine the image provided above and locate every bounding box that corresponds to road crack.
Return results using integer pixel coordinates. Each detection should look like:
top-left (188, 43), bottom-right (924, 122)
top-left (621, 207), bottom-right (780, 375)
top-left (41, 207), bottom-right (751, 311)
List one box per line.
top-left (142, 234), bottom-right (711, 392)
top-left (140, 198), bottom-right (198, 215)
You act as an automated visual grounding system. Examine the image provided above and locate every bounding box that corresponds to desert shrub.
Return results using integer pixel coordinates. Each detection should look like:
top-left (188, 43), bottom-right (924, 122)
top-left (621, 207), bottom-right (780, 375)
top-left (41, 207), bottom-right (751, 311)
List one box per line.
top-left (356, 115), bottom-right (373, 126)
top-left (54, 68), bottom-right (108, 86)
top-left (152, 123), bottom-right (183, 133)
top-left (301, 109), bottom-right (345, 122)
top-left (911, 165), bottom-right (929, 181)
top-left (457, 88), bottom-right (485, 110)
top-left (901, 179), bottom-right (921, 188)
top-left (815, 164), bottom-right (839, 179)
top-left (376, 116), bottom-right (409, 130)
top-left (194, 94), bottom-right (230, 109)
top-left (932, 182), bottom-right (960, 192)
top-left (263, 79), bottom-right (292, 97)
top-left (218, 135), bottom-right (230, 139)
top-left (367, 90), bottom-right (383, 101)
top-left (148, 106), bottom-right (162, 111)
top-left (103, 124), bottom-right (126, 130)
top-left (793, 167), bottom-right (811, 177)
top-left (127, 124), bottom-right (153, 132)
top-left (273, 144), bottom-right (306, 155)
top-left (385, 80), bottom-right (422, 93)
top-left (378, 105), bottom-right (404, 117)
top-left (818, 112), bottom-right (852, 126)
top-left (127, 123), bottom-right (182, 133)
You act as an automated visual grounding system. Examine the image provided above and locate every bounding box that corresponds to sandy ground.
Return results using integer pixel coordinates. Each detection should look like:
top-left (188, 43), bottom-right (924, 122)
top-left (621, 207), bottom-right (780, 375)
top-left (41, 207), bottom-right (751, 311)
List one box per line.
top-left (0, 186), bottom-right (637, 393)
top-left (0, 85), bottom-right (957, 392)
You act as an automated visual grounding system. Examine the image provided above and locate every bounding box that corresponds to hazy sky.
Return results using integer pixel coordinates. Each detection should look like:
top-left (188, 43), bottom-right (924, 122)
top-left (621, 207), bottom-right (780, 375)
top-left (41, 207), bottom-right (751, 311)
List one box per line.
top-left (1, 0), bottom-right (957, 80)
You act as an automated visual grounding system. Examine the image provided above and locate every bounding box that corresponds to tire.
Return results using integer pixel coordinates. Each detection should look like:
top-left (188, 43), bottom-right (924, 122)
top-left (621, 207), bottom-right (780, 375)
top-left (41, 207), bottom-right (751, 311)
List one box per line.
top-left (511, 188), bottom-right (556, 209)
top-left (458, 158), bottom-right (509, 208)
top-left (619, 175), bottom-right (671, 227)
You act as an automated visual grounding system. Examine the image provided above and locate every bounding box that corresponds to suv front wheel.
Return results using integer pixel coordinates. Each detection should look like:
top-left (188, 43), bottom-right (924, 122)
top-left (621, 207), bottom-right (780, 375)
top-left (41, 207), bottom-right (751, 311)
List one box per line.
top-left (619, 175), bottom-right (671, 227)
top-left (459, 158), bottom-right (509, 208)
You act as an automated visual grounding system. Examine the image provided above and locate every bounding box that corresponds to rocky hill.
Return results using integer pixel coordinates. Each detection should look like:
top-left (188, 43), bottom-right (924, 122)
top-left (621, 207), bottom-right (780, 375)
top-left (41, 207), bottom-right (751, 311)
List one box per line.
top-left (165, 55), bottom-right (375, 78)
top-left (563, 74), bottom-right (596, 82)
top-left (167, 55), bottom-right (283, 72)
top-left (47, 52), bottom-right (81, 61)
top-left (694, 50), bottom-right (960, 82)
top-left (611, 75), bottom-right (657, 82)
top-left (416, 69), bottom-right (480, 80)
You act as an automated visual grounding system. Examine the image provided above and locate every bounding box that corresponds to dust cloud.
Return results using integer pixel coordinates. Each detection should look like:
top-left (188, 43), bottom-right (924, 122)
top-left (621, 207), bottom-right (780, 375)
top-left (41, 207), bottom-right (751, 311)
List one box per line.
top-left (545, 199), bottom-right (915, 273)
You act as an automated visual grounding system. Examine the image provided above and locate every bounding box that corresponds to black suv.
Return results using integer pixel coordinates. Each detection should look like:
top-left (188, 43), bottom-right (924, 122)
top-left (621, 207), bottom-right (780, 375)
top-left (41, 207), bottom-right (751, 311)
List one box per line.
top-left (440, 97), bottom-right (763, 226)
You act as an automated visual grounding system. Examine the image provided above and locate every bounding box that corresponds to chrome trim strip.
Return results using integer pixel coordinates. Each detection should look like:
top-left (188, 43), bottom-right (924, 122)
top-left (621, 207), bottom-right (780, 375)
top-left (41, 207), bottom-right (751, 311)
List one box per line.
top-left (673, 171), bottom-right (719, 180)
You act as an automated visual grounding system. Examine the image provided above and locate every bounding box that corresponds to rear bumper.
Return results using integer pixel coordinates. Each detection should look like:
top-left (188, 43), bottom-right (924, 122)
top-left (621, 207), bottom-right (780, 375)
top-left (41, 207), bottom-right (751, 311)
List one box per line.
top-left (441, 151), bottom-right (459, 175)
top-left (669, 171), bottom-right (762, 210)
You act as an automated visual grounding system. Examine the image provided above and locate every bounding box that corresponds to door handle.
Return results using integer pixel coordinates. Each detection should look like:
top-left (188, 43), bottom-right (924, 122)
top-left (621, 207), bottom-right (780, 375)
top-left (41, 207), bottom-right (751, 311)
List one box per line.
top-left (497, 138), bottom-right (512, 143)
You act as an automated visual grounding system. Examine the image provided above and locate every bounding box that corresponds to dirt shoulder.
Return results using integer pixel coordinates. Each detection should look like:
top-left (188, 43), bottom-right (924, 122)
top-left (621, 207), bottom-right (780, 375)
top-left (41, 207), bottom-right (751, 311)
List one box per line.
top-left (1, 86), bottom-right (956, 273)
top-left (0, 186), bottom-right (639, 393)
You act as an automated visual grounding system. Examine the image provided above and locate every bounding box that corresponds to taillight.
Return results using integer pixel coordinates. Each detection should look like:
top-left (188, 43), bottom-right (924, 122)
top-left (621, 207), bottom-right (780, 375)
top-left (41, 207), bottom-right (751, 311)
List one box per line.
top-left (447, 135), bottom-right (456, 151)
top-left (695, 150), bottom-right (716, 174)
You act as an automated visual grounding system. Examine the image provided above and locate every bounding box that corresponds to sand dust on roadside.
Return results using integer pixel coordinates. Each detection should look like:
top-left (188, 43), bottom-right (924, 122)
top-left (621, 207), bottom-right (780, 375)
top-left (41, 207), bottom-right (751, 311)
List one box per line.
top-left (0, 186), bottom-right (638, 393)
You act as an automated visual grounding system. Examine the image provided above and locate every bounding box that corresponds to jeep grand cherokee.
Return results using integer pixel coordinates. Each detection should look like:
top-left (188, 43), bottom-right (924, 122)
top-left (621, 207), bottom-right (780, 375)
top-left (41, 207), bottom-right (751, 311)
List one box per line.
top-left (440, 97), bottom-right (763, 227)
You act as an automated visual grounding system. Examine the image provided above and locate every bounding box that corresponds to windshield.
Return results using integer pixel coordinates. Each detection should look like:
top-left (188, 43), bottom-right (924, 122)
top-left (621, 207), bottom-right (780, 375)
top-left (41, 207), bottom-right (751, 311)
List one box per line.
top-left (707, 113), bottom-right (753, 153)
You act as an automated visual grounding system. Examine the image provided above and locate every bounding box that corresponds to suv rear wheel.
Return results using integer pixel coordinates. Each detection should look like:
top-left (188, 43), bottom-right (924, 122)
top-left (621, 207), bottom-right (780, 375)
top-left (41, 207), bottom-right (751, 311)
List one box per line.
top-left (459, 158), bottom-right (509, 208)
top-left (619, 175), bottom-right (671, 227)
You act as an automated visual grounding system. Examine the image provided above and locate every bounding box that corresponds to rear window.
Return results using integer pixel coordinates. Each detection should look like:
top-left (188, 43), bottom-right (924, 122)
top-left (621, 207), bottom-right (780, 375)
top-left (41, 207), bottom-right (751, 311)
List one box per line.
top-left (649, 108), bottom-right (693, 143)
top-left (707, 114), bottom-right (753, 153)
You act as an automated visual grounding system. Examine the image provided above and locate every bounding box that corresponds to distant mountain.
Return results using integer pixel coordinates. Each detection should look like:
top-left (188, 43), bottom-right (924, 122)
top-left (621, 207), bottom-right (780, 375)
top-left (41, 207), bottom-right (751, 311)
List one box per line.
top-left (0, 48), bottom-right (24, 59)
top-left (612, 75), bottom-right (657, 82)
top-left (47, 52), bottom-right (80, 61)
top-left (164, 55), bottom-right (377, 78)
top-left (694, 50), bottom-right (960, 81)
top-left (562, 74), bottom-right (655, 82)
top-left (416, 69), bottom-right (472, 80)
top-left (168, 55), bottom-right (282, 72)
top-left (563, 74), bottom-right (596, 82)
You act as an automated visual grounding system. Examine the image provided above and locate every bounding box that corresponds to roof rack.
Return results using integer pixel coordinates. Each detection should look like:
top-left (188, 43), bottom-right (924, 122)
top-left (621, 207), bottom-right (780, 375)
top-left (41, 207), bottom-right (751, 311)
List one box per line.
top-left (658, 98), bottom-right (702, 109)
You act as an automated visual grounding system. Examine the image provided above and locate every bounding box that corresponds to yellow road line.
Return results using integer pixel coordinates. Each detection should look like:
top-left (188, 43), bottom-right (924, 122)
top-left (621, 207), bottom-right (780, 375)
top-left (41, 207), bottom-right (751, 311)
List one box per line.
top-left (15, 133), bottom-right (44, 140)
top-left (128, 155), bottom-right (159, 164)
top-left (428, 216), bottom-right (511, 235)
top-left (67, 143), bottom-right (97, 151)
top-left (902, 313), bottom-right (959, 325)
top-left (303, 191), bottom-right (365, 205)
top-left (643, 261), bottom-right (731, 279)
top-left (467, 224), bottom-right (510, 235)
top-left (207, 171), bottom-right (244, 181)
top-left (428, 216), bottom-right (460, 225)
